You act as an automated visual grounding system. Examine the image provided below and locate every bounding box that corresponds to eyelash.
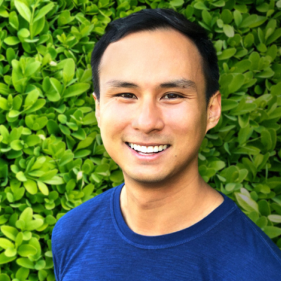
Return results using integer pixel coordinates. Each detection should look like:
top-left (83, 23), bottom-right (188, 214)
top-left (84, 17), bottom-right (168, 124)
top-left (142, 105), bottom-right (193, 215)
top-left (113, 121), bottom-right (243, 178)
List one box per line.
top-left (116, 93), bottom-right (184, 99)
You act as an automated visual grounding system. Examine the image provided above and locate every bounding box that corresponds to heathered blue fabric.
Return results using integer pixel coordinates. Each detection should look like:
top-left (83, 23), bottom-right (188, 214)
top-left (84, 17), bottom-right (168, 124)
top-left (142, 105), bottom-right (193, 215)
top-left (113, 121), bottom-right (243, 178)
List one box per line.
top-left (52, 183), bottom-right (281, 280)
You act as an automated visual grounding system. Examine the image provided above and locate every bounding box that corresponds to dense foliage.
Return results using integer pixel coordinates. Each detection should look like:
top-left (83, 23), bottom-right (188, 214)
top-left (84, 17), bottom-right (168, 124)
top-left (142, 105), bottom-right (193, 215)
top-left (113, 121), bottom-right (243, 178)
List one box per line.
top-left (0, 0), bottom-right (280, 279)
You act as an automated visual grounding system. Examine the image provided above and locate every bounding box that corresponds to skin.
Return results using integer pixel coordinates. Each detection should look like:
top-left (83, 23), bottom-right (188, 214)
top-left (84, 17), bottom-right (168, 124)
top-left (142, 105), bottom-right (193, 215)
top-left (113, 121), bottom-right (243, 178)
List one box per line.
top-left (93, 28), bottom-right (223, 236)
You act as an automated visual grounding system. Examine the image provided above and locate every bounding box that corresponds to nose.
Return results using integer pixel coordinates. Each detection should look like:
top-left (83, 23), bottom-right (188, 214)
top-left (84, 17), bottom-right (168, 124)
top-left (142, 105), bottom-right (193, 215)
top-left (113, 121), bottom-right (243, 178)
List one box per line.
top-left (131, 97), bottom-right (164, 134)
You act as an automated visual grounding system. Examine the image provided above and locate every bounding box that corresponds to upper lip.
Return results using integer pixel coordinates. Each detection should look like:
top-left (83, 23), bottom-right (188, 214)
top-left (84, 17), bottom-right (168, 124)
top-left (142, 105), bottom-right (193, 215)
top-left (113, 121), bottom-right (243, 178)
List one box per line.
top-left (126, 142), bottom-right (170, 146)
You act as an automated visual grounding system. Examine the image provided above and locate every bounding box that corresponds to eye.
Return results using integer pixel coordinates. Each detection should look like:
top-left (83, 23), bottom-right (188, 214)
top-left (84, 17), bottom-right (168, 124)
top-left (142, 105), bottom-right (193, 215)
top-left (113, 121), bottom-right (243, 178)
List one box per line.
top-left (116, 93), bottom-right (137, 99)
top-left (162, 93), bottom-right (184, 99)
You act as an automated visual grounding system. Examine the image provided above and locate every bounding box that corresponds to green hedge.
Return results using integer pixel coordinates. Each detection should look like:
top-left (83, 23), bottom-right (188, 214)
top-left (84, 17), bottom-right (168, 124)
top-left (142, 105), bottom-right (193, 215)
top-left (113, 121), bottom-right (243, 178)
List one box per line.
top-left (0, 0), bottom-right (281, 279)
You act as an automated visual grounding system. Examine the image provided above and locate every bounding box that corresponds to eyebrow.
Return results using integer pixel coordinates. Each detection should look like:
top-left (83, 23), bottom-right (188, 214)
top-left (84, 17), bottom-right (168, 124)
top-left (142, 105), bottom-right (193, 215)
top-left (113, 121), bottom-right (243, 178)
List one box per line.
top-left (105, 78), bottom-right (197, 91)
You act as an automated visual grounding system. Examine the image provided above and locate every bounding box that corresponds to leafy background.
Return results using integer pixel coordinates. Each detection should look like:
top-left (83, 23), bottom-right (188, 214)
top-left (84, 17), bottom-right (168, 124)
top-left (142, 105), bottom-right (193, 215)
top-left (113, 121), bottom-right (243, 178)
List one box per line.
top-left (0, 0), bottom-right (281, 279)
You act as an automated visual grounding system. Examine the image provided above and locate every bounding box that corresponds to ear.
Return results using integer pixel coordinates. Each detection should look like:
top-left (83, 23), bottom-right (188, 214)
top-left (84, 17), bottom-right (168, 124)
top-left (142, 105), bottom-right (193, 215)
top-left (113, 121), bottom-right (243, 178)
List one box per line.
top-left (205, 91), bottom-right (221, 134)
top-left (92, 92), bottom-right (100, 128)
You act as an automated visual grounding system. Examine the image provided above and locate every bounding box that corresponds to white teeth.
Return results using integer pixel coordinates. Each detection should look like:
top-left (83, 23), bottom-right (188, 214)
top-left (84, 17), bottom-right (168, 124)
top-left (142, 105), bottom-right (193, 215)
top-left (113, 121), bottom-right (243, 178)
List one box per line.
top-left (128, 143), bottom-right (169, 153)
top-left (141, 146), bottom-right (147, 153)
top-left (147, 146), bottom-right (153, 153)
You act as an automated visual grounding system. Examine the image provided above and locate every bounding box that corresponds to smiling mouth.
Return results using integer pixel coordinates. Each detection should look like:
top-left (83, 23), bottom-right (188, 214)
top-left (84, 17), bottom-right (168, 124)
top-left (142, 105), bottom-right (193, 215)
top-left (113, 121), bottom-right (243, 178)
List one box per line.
top-left (126, 142), bottom-right (170, 154)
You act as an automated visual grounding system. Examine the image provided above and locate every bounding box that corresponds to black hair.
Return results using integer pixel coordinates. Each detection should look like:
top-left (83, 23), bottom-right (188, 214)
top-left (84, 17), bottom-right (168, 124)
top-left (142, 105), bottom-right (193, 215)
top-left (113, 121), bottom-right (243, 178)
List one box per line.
top-left (91, 8), bottom-right (219, 107)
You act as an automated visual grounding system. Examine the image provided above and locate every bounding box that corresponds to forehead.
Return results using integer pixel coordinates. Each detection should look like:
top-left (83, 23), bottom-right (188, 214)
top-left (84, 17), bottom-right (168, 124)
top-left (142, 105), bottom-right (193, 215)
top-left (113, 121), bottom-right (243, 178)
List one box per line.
top-left (99, 28), bottom-right (204, 92)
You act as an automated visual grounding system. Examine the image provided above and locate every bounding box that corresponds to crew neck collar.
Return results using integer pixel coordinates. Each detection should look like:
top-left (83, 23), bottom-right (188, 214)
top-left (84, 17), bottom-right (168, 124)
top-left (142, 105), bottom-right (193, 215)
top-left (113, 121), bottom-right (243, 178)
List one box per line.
top-left (111, 183), bottom-right (237, 249)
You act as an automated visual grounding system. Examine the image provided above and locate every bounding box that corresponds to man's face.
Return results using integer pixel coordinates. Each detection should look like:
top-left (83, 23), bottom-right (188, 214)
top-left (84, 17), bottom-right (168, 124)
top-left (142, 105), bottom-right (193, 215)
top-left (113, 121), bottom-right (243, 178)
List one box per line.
top-left (94, 28), bottom-right (220, 185)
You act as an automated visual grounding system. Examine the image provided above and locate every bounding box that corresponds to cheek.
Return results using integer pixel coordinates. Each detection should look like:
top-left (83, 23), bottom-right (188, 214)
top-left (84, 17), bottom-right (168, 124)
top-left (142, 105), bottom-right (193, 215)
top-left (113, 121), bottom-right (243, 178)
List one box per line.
top-left (165, 104), bottom-right (206, 148)
top-left (99, 101), bottom-right (130, 142)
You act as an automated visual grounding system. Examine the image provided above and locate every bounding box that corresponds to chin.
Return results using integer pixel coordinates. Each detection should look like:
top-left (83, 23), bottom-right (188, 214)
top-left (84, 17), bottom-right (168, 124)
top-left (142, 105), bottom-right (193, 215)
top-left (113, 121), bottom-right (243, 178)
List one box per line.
top-left (123, 170), bottom-right (173, 185)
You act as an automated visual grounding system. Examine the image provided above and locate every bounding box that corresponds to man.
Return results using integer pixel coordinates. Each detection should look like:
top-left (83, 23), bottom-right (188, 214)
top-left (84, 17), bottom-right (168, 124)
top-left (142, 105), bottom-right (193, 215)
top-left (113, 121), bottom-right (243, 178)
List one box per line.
top-left (52, 8), bottom-right (281, 280)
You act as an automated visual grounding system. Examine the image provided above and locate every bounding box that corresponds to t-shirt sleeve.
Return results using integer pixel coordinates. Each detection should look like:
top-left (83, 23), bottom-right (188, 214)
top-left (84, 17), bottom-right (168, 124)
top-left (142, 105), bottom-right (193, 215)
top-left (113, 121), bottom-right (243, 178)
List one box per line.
top-left (51, 218), bottom-right (66, 281)
top-left (52, 249), bottom-right (60, 281)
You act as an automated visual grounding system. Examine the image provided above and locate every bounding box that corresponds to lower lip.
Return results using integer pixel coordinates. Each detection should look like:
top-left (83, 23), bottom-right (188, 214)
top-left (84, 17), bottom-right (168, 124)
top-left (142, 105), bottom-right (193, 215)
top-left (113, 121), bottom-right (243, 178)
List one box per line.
top-left (126, 143), bottom-right (170, 161)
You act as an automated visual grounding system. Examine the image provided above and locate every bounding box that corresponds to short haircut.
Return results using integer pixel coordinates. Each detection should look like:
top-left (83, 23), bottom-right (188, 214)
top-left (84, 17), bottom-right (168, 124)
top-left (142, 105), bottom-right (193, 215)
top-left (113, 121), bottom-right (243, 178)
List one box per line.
top-left (91, 8), bottom-right (219, 107)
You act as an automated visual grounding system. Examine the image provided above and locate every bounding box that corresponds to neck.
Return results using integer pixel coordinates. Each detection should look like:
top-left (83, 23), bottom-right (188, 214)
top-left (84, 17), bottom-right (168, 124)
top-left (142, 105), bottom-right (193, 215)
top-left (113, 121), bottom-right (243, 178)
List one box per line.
top-left (120, 171), bottom-right (224, 236)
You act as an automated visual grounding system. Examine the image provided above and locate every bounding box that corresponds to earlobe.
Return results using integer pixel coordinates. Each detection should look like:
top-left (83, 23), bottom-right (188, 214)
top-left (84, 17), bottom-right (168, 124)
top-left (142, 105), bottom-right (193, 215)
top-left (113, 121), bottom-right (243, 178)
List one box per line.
top-left (205, 91), bottom-right (221, 134)
top-left (92, 92), bottom-right (101, 127)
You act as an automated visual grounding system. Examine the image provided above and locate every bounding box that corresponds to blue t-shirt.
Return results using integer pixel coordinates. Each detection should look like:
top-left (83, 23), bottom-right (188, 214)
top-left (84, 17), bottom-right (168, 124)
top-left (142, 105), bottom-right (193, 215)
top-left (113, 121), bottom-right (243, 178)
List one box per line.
top-left (52, 183), bottom-right (281, 280)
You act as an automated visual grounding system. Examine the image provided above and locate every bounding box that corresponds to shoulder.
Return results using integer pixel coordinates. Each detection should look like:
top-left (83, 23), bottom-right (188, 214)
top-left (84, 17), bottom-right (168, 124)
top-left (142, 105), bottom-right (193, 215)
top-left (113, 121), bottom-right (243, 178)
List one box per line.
top-left (51, 185), bottom-right (117, 248)
top-left (217, 202), bottom-right (281, 275)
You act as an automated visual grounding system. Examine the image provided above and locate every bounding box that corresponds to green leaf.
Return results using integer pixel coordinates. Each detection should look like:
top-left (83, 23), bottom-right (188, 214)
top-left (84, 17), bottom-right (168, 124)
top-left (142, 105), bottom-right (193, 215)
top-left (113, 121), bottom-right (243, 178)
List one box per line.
top-left (0, 125), bottom-right (9, 143)
top-left (19, 207), bottom-right (33, 223)
top-left (9, 110), bottom-right (21, 118)
top-left (258, 200), bottom-right (270, 216)
top-left (9, 11), bottom-right (19, 30)
top-left (0, 8), bottom-right (9, 18)
top-left (1, 226), bottom-right (18, 241)
top-left (24, 89), bottom-right (39, 110)
top-left (39, 170), bottom-right (58, 182)
top-left (110, 170), bottom-right (124, 183)
top-left (266, 28), bottom-right (281, 45)
top-left (83, 112), bottom-right (97, 125)
top-left (45, 215), bottom-right (57, 225)
top-left (263, 226), bottom-right (281, 239)
top-left (208, 161), bottom-right (225, 171)
top-left (268, 107), bottom-right (281, 120)
top-left (25, 219), bottom-right (44, 231)
top-left (6, 48), bottom-right (16, 65)
top-left (16, 257), bottom-right (35, 269)
top-left (170, 0), bottom-right (184, 7)
top-left (95, 164), bottom-right (110, 176)
top-left (74, 149), bottom-right (91, 158)
top-left (25, 99), bottom-right (46, 114)
top-left (240, 14), bottom-right (257, 28)
top-left (202, 10), bottom-right (212, 26)
top-left (16, 267), bottom-right (30, 280)
top-left (18, 28), bottom-right (30, 38)
top-left (59, 124), bottom-right (70, 135)
top-left (0, 273), bottom-right (11, 281)
top-left (31, 156), bottom-right (46, 170)
top-left (268, 215), bottom-right (281, 223)
top-left (35, 259), bottom-right (46, 270)
top-left (75, 137), bottom-right (94, 151)
top-left (228, 74), bottom-right (245, 93)
top-left (235, 146), bottom-right (260, 155)
top-left (25, 61), bottom-right (41, 77)
top-left (63, 59), bottom-right (75, 85)
top-left (16, 171), bottom-right (27, 182)
top-left (25, 135), bottom-right (40, 146)
top-left (23, 179), bottom-right (38, 194)
top-left (221, 99), bottom-right (238, 111)
top-left (0, 83), bottom-right (12, 95)
top-left (63, 83), bottom-right (90, 98)
top-left (223, 24), bottom-right (234, 37)
top-left (18, 244), bottom-right (37, 257)
top-left (0, 238), bottom-right (14, 249)
top-left (233, 10), bottom-right (242, 27)
top-left (33, 2), bottom-right (54, 22)
top-left (235, 192), bottom-right (259, 213)
top-left (43, 176), bottom-right (64, 185)
top-left (217, 48), bottom-right (236, 60)
top-left (4, 36), bottom-right (20, 45)
top-left (194, 2), bottom-right (208, 10)
top-left (0, 97), bottom-right (9, 110)
top-left (59, 151), bottom-right (74, 167)
top-left (37, 181), bottom-right (49, 196)
top-left (14, 0), bottom-right (31, 23)
top-left (0, 252), bottom-right (16, 265)
top-left (10, 140), bottom-right (24, 151)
